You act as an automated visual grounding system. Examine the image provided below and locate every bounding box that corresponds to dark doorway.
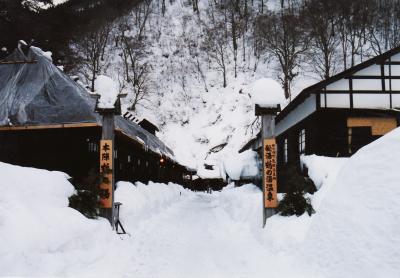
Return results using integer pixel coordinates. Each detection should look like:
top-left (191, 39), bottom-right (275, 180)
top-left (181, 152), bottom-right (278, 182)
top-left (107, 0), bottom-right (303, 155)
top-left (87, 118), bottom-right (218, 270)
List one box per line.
top-left (349, 126), bottom-right (374, 154)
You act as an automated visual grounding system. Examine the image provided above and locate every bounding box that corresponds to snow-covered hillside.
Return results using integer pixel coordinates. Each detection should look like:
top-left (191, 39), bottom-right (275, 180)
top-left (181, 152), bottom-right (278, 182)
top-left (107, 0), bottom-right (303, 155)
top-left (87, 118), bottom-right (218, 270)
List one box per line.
top-left (80, 0), bottom-right (316, 172)
top-left (1, 127), bottom-right (399, 277)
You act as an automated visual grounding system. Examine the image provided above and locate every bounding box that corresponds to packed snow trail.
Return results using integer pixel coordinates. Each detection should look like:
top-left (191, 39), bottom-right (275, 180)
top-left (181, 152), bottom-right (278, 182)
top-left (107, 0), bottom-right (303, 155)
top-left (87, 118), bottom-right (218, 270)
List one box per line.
top-left (127, 192), bottom-right (280, 278)
top-left (3, 127), bottom-right (400, 278)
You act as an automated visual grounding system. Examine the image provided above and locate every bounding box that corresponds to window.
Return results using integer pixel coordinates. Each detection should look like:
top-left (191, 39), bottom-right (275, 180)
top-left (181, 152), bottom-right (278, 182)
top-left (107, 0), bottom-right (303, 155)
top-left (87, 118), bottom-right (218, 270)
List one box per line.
top-left (87, 142), bottom-right (98, 153)
top-left (127, 155), bottom-right (131, 163)
top-left (299, 129), bottom-right (306, 154)
top-left (284, 138), bottom-right (288, 163)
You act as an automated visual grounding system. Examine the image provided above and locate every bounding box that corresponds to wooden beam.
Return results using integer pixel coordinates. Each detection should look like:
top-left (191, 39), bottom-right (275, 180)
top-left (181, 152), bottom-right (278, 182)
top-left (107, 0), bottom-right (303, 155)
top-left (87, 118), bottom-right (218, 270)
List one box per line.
top-left (383, 61), bottom-right (400, 65)
top-left (389, 57), bottom-right (393, 108)
top-left (255, 104), bottom-right (281, 116)
top-left (0, 60), bottom-right (37, 65)
top-left (321, 90), bottom-right (400, 94)
top-left (349, 77), bottom-right (354, 109)
top-left (345, 75), bottom-right (400, 79)
top-left (0, 122), bottom-right (99, 131)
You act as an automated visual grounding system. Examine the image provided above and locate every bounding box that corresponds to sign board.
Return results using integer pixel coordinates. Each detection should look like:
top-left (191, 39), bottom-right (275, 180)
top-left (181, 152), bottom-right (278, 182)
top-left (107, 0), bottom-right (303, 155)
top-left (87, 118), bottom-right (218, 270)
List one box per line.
top-left (263, 138), bottom-right (278, 208)
top-left (99, 140), bottom-right (113, 208)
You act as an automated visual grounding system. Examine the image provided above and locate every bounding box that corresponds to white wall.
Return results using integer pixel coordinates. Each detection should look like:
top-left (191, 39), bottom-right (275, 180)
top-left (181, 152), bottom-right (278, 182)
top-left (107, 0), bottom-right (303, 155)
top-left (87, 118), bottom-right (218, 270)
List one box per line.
top-left (353, 79), bottom-right (382, 90)
top-left (325, 94), bottom-right (350, 108)
top-left (353, 64), bottom-right (381, 76)
top-left (353, 94), bottom-right (391, 109)
top-left (326, 79), bottom-right (349, 90)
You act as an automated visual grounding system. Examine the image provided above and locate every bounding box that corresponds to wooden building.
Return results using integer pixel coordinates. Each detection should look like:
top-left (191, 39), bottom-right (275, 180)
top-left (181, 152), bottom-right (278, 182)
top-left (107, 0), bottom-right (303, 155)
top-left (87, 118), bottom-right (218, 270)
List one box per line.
top-left (0, 46), bottom-right (193, 186)
top-left (241, 46), bottom-right (400, 188)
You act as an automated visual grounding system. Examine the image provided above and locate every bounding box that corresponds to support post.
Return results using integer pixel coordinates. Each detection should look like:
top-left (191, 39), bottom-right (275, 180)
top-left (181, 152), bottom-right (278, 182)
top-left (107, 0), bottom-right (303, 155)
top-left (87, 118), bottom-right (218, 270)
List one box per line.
top-left (255, 104), bottom-right (280, 228)
top-left (99, 112), bottom-right (115, 228)
top-left (93, 91), bottom-right (126, 230)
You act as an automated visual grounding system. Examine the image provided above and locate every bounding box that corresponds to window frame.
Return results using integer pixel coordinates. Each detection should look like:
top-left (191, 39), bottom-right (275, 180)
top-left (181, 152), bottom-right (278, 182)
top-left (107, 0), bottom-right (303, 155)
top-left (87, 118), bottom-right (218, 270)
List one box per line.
top-left (299, 129), bottom-right (306, 154)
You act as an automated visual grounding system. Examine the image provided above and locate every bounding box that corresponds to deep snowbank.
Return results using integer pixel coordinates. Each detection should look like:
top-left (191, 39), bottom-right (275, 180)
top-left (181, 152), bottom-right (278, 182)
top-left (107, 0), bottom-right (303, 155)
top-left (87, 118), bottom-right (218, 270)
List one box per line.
top-left (1, 124), bottom-right (399, 278)
top-left (115, 181), bottom-right (193, 231)
top-left (217, 183), bottom-right (263, 231)
top-left (0, 162), bottom-right (124, 276)
top-left (0, 163), bottom-right (194, 276)
top-left (298, 128), bottom-right (400, 278)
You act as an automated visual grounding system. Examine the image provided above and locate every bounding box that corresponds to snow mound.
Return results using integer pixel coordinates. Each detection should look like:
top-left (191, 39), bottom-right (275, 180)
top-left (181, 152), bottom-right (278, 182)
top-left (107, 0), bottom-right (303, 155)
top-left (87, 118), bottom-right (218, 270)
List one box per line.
top-left (223, 150), bottom-right (259, 180)
top-left (250, 78), bottom-right (285, 107)
top-left (115, 181), bottom-right (193, 231)
top-left (0, 162), bottom-right (196, 276)
top-left (95, 75), bottom-right (119, 109)
top-left (218, 183), bottom-right (263, 231)
top-left (301, 155), bottom-right (348, 190)
top-left (299, 128), bottom-right (400, 277)
top-left (0, 162), bottom-right (123, 276)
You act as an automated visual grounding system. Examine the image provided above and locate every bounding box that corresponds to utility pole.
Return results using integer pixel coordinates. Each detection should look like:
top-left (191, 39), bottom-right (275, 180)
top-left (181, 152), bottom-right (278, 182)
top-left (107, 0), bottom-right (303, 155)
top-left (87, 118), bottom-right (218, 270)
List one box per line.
top-left (255, 104), bottom-right (281, 227)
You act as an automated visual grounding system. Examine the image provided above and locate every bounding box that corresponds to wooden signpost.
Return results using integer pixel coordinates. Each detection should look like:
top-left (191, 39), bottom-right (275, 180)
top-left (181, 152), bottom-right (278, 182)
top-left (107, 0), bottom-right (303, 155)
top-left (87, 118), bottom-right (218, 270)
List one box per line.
top-left (99, 140), bottom-right (113, 209)
top-left (255, 104), bottom-right (281, 227)
top-left (98, 112), bottom-right (116, 228)
top-left (93, 90), bottom-right (126, 229)
top-left (263, 138), bottom-right (278, 209)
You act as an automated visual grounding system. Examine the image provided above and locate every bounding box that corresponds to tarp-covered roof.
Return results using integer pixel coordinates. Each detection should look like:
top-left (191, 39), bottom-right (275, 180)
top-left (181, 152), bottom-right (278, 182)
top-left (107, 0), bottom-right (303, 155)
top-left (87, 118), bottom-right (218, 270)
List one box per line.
top-left (0, 46), bottom-right (174, 159)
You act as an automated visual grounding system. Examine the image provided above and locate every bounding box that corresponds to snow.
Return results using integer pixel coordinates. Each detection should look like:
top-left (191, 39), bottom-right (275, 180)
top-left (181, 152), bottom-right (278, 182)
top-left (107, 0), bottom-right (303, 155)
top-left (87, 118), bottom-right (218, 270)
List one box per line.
top-left (0, 162), bottom-right (122, 276)
top-left (53, 0), bottom-right (68, 5)
top-left (297, 128), bottom-right (400, 278)
top-left (31, 46), bottom-right (53, 61)
top-left (301, 155), bottom-right (348, 190)
top-left (250, 78), bottom-right (285, 108)
top-left (197, 164), bottom-right (222, 179)
top-left (115, 181), bottom-right (189, 231)
top-left (86, 0), bottom-right (317, 173)
top-left (1, 127), bottom-right (400, 277)
top-left (95, 75), bottom-right (119, 109)
top-left (223, 150), bottom-right (259, 180)
top-left (24, 0), bottom-right (69, 10)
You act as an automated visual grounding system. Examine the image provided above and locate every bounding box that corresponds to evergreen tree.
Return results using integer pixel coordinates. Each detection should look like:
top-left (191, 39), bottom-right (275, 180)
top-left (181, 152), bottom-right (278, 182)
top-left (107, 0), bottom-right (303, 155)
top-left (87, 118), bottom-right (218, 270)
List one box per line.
top-left (277, 165), bottom-right (316, 217)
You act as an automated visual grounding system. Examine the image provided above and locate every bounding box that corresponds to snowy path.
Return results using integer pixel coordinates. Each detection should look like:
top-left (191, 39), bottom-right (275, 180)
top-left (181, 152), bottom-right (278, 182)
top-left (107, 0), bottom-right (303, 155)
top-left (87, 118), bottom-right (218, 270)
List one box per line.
top-left (125, 192), bottom-right (282, 278)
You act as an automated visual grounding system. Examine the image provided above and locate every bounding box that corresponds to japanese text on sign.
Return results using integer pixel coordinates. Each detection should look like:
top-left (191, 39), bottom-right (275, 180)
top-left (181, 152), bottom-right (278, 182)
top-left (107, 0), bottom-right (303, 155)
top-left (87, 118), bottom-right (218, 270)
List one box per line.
top-left (263, 138), bottom-right (277, 208)
top-left (99, 140), bottom-right (113, 208)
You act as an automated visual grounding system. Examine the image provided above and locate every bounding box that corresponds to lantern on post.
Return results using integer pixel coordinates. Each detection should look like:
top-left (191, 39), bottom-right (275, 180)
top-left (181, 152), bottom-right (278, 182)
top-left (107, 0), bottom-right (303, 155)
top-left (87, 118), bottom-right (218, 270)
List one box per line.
top-left (91, 75), bottom-right (127, 228)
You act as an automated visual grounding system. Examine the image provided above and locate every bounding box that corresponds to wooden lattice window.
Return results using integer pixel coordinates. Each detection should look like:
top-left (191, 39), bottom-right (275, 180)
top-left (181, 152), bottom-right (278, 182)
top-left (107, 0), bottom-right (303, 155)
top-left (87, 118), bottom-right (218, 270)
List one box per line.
top-left (299, 129), bottom-right (306, 154)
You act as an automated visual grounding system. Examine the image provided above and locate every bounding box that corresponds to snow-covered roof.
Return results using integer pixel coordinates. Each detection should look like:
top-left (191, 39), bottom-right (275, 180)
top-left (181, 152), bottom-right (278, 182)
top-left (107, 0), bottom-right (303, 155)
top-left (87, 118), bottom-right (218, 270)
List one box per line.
top-left (0, 46), bottom-right (175, 160)
top-left (196, 164), bottom-right (222, 180)
top-left (250, 78), bottom-right (285, 108)
top-left (223, 150), bottom-right (259, 180)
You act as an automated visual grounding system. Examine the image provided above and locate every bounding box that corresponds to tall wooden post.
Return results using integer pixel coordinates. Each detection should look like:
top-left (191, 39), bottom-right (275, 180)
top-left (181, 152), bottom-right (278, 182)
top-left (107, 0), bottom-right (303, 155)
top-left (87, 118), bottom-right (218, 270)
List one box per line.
top-left (99, 111), bottom-right (115, 227)
top-left (93, 94), bottom-right (126, 229)
top-left (255, 104), bottom-right (280, 227)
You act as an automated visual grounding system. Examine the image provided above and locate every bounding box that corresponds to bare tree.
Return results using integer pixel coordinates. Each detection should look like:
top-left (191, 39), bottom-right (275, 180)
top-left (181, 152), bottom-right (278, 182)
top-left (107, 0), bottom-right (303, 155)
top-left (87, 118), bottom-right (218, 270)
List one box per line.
top-left (304, 0), bottom-right (339, 80)
top-left (119, 28), bottom-right (151, 111)
top-left (73, 23), bottom-right (111, 92)
top-left (255, 6), bottom-right (309, 99)
top-left (336, 0), bottom-right (372, 70)
top-left (368, 0), bottom-right (400, 55)
top-left (203, 16), bottom-right (229, 88)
